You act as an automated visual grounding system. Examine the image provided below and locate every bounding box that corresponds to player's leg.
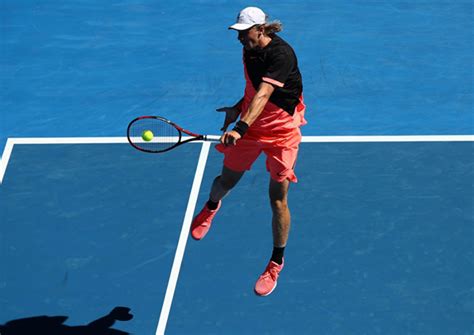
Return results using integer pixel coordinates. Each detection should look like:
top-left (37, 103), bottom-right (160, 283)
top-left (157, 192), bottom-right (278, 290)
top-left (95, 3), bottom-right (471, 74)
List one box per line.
top-left (269, 177), bottom-right (291, 250)
top-left (255, 130), bottom-right (301, 296)
top-left (254, 178), bottom-right (291, 296)
top-left (265, 133), bottom-right (300, 252)
top-left (208, 165), bottom-right (245, 204)
top-left (190, 166), bottom-right (245, 240)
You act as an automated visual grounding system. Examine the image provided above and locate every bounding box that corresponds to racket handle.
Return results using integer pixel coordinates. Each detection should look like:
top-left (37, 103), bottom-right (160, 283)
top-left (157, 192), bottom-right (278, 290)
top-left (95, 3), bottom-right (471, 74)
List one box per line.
top-left (203, 135), bottom-right (221, 142)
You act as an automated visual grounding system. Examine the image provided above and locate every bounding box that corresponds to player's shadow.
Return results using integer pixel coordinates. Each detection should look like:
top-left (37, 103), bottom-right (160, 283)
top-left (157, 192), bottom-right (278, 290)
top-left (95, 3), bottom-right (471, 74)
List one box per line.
top-left (0, 306), bottom-right (133, 335)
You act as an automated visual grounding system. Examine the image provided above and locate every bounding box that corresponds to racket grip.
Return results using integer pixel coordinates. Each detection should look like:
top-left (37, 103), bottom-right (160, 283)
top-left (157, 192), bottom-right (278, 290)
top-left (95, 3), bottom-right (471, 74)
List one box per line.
top-left (203, 135), bottom-right (221, 142)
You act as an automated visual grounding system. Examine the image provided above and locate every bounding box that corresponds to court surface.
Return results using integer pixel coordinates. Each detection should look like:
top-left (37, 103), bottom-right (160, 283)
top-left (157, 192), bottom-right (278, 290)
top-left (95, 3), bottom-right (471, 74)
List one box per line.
top-left (1, 1), bottom-right (473, 334)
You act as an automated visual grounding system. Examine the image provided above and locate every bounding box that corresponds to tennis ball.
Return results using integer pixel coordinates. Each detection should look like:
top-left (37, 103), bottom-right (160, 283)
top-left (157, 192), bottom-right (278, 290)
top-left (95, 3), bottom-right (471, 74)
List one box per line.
top-left (142, 130), bottom-right (154, 142)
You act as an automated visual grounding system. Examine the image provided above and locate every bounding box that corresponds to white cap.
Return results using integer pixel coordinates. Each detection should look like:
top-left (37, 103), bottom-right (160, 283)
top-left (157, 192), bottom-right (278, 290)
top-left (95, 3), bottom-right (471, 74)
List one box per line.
top-left (229, 7), bottom-right (267, 31)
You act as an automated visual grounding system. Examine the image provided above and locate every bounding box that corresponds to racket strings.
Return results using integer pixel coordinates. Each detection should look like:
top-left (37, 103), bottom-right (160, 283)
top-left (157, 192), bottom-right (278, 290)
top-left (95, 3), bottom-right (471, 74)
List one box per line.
top-left (129, 118), bottom-right (180, 152)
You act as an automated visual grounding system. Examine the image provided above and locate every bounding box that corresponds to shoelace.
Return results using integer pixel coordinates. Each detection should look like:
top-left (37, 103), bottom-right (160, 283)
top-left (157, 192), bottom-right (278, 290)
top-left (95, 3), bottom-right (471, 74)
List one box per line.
top-left (200, 208), bottom-right (215, 219)
top-left (261, 265), bottom-right (279, 281)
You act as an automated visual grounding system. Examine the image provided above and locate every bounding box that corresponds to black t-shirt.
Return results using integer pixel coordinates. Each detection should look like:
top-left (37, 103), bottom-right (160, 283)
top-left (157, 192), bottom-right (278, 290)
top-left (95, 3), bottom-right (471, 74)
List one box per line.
top-left (243, 35), bottom-right (303, 115)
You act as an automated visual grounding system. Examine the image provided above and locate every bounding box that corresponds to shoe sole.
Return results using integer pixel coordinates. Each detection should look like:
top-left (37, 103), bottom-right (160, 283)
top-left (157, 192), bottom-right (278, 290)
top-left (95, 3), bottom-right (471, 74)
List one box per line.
top-left (191, 234), bottom-right (201, 240)
top-left (254, 282), bottom-right (277, 297)
top-left (190, 225), bottom-right (209, 240)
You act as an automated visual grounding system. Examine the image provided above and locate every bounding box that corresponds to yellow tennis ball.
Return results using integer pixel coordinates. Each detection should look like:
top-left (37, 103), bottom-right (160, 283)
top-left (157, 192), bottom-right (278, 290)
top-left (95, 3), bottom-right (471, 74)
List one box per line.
top-left (142, 130), bottom-right (154, 141)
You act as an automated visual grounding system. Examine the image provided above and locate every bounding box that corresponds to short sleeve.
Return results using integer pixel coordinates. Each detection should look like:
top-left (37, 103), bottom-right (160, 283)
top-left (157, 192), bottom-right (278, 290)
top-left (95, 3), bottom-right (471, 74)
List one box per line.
top-left (262, 49), bottom-right (293, 88)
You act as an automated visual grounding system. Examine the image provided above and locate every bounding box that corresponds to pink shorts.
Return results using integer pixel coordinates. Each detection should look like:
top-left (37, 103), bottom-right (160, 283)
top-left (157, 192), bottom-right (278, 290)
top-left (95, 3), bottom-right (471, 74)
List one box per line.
top-left (215, 128), bottom-right (302, 183)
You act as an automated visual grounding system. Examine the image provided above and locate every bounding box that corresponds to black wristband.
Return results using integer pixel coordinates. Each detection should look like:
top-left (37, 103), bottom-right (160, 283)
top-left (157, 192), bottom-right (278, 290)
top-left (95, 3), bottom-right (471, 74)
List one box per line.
top-left (232, 120), bottom-right (249, 137)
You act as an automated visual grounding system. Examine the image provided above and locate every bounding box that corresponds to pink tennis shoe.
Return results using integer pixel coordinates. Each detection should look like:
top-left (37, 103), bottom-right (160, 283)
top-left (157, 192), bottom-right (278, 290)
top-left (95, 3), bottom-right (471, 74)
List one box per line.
top-left (190, 201), bottom-right (221, 240)
top-left (254, 259), bottom-right (284, 296)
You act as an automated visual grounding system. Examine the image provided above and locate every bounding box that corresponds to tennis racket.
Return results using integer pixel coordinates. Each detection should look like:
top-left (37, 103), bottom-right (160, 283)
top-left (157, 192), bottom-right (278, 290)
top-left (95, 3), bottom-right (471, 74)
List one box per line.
top-left (127, 116), bottom-right (221, 153)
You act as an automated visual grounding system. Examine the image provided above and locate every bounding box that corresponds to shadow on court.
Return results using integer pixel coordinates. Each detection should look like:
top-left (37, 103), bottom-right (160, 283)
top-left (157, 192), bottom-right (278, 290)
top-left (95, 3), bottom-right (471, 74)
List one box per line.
top-left (0, 307), bottom-right (133, 335)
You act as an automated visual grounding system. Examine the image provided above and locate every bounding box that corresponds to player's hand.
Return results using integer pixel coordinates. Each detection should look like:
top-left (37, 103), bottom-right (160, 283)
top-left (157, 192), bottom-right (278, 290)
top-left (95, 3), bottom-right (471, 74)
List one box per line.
top-left (220, 130), bottom-right (242, 146)
top-left (216, 106), bottom-right (241, 132)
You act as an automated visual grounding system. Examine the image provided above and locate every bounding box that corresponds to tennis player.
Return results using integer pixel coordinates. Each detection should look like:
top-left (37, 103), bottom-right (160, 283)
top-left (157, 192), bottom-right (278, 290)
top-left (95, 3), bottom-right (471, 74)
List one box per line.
top-left (191, 6), bottom-right (307, 296)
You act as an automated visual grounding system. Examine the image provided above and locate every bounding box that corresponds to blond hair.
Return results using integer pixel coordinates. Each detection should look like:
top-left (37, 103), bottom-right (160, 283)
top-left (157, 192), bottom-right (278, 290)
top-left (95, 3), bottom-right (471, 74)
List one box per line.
top-left (263, 21), bottom-right (283, 36)
top-left (255, 21), bottom-right (283, 36)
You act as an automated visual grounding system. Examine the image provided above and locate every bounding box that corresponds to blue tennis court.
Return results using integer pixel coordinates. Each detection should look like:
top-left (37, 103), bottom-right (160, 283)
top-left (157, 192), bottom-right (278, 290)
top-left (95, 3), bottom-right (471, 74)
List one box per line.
top-left (1, 1), bottom-right (473, 334)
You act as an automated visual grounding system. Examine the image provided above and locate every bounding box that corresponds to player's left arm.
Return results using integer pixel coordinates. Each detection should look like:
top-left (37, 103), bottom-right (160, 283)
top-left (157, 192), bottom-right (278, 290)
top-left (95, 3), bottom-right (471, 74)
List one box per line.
top-left (240, 82), bottom-right (274, 126)
top-left (220, 83), bottom-right (274, 146)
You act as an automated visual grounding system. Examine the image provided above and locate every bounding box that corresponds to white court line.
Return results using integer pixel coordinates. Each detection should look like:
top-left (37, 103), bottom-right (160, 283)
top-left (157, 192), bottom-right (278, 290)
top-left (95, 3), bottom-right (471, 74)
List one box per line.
top-left (155, 142), bottom-right (212, 335)
top-left (0, 135), bottom-right (473, 184)
top-left (0, 138), bottom-right (15, 185)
